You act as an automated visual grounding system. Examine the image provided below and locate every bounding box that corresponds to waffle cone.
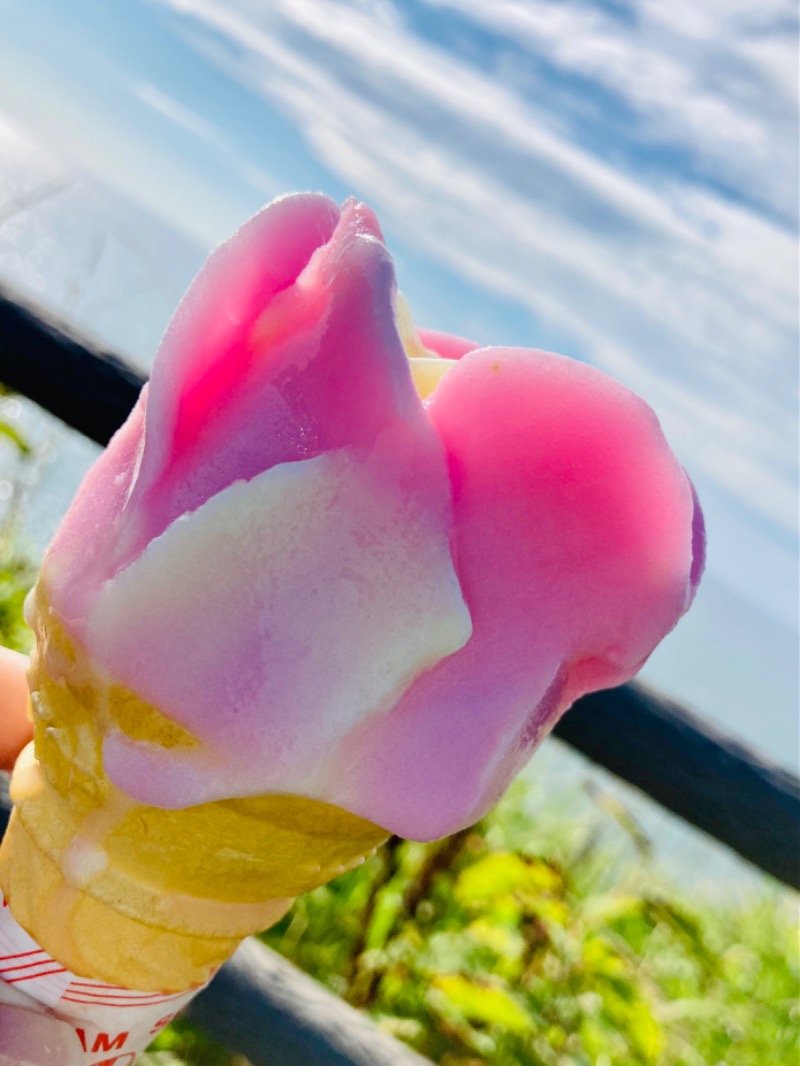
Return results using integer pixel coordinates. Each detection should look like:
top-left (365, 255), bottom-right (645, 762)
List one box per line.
top-left (0, 583), bottom-right (388, 991)
top-left (0, 802), bottom-right (253, 992)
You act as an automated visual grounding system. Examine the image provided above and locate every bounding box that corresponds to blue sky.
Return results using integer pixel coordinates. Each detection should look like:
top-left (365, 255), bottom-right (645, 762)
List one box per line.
top-left (0, 0), bottom-right (797, 768)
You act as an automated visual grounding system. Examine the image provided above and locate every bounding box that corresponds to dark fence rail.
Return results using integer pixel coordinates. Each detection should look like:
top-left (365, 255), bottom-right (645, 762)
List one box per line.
top-left (0, 285), bottom-right (142, 446)
top-left (1, 281), bottom-right (798, 890)
top-left (561, 686), bottom-right (799, 888)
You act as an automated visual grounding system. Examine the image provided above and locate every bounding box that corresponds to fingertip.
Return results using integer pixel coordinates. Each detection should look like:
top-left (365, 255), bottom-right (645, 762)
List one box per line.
top-left (0, 646), bottom-right (32, 772)
top-left (0, 1004), bottom-right (84, 1066)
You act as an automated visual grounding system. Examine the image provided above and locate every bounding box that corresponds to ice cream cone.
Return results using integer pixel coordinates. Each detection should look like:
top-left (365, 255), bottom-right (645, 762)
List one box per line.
top-left (0, 582), bottom-right (388, 992)
top-left (0, 191), bottom-right (703, 1013)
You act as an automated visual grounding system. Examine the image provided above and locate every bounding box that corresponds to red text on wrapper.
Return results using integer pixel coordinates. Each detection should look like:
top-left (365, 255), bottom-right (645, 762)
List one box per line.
top-left (76, 1028), bottom-right (130, 1054)
top-left (150, 1011), bottom-right (178, 1033)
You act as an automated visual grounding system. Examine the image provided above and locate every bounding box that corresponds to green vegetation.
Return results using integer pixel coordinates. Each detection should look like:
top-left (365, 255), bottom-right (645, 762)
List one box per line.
top-left (0, 546), bottom-right (34, 653)
top-left (0, 387), bottom-right (35, 652)
top-left (146, 783), bottom-right (799, 1066)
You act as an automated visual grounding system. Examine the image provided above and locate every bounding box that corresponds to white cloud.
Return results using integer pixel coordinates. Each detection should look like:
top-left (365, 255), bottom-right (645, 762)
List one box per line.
top-left (425, 0), bottom-right (798, 220)
top-left (135, 81), bottom-right (230, 147)
top-left (0, 115), bottom-right (202, 363)
top-left (162, 0), bottom-right (696, 238)
top-left (133, 81), bottom-right (276, 194)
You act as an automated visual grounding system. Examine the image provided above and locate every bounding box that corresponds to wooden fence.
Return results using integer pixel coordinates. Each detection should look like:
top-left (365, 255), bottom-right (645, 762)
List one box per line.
top-left (0, 282), bottom-right (798, 1063)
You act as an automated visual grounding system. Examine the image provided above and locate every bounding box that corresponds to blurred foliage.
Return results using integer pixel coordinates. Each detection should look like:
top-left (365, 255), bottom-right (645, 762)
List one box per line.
top-left (141, 1018), bottom-right (248, 1066)
top-left (0, 384), bottom-right (35, 652)
top-left (147, 783), bottom-right (800, 1066)
top-left (0, 548), bottom-right (34, 652)
top-left (0, 388), bottom-right (794, 1066)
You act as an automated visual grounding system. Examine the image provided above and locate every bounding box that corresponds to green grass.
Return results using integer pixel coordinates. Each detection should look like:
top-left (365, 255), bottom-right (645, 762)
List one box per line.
top-left (0, 392), bottom-right (35, 652)
top-left (146, 783), bottom-right (799, 1066)
top-left (0, 548), bottom-right (34, 653)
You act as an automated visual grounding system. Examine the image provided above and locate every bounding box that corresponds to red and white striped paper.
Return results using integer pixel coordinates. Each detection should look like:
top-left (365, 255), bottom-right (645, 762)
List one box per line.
top-left (0, 889), bottom-right (206, 1064)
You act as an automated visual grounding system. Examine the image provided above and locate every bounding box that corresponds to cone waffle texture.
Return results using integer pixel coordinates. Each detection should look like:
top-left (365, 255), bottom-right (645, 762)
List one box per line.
top-left (0, 582), bottom-right (388, 991)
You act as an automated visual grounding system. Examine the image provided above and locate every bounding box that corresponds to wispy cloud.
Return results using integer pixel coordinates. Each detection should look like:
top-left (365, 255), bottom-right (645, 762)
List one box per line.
top-left (0, 114), bottom-right (202, 363)
top-left (133, 80), bottom-right (276, 194)
top-left (427, 0), bottom-right (798, 221)
top-left (153, 0), bottom-right (798, 546)
top-left (135, 81), bottom-right (229, 146)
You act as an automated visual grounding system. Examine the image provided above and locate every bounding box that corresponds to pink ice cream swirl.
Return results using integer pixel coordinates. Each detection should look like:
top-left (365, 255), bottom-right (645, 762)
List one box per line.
top-left (38, 193), bottom-right (704, 841)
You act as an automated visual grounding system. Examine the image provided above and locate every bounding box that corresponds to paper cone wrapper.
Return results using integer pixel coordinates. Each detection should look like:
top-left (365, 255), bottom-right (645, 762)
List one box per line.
top-left (0, 882), bottom-right (204, 1066)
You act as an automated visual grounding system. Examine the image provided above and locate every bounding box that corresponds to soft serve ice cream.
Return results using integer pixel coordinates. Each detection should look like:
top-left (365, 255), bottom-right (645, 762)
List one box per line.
top-left (0, 194), bottom-right (703, 1057)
